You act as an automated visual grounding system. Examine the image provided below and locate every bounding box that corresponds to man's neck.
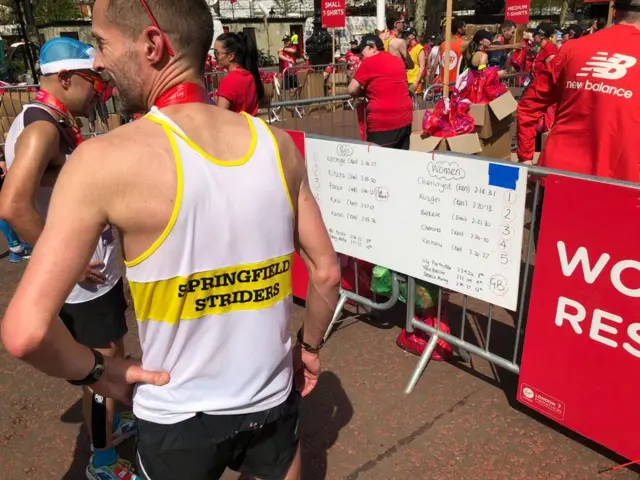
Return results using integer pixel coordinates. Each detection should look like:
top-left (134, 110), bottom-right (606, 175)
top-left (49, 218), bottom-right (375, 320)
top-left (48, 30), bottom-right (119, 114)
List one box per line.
top-left (617, 20), bottom-right (640, 31)
top-left (147, 68), bottom-right (205, 110)
top-left (36, 80), bottom-right (73, 118)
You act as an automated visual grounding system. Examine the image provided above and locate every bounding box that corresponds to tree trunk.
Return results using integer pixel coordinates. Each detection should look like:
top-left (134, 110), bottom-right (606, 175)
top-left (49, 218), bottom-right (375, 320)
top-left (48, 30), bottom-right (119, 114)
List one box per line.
top-left (559, 0), bottom-right (568, 26)
top-left (414, 0), bottom-right (427, 42)
top-left (426, 0), bottom-right (444, 41)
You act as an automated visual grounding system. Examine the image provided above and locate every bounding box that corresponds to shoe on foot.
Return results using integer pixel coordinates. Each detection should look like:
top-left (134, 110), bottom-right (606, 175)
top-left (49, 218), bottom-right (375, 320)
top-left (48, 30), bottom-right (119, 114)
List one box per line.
top-left (112, 412), bottom-right (137, 447)
top-left (86, 457), bottom-right (140, 480)
top-left (9, 249), bottom-right (30, 263)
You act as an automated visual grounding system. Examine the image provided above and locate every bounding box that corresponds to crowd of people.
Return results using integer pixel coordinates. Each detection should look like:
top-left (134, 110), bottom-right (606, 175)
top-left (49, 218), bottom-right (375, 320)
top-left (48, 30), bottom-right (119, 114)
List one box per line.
top-left (0, 0), bottom-right (638, 479)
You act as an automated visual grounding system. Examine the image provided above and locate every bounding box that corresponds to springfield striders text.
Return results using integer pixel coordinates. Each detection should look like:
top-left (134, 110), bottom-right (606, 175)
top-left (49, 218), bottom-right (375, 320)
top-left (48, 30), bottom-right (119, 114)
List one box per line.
top-left (177, 258), bottom-right (292, 311)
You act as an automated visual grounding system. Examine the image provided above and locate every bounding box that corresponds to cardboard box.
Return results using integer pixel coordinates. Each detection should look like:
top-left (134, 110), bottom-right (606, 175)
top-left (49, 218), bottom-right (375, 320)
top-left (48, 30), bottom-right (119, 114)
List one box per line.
top-left (542, 131), bottom-right (550, 150)
top-left (412, 109), bottom-right (427, 132)
top-left (410, 132), bottom-right (482, 155)
top-left (469, 91), bottom-right (518, 139)
top-left (480, 129), bottom-right (511, 160)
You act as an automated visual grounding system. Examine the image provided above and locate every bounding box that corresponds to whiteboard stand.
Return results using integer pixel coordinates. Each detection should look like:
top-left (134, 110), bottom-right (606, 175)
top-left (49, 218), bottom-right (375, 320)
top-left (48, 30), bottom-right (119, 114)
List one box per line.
top-left (323, 271), bottom-right (402, 342)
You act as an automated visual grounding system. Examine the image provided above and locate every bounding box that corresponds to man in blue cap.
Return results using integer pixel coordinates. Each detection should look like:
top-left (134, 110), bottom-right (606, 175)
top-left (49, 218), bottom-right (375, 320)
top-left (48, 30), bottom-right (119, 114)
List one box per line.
top-left (0, 37), bottom-right (138, 480)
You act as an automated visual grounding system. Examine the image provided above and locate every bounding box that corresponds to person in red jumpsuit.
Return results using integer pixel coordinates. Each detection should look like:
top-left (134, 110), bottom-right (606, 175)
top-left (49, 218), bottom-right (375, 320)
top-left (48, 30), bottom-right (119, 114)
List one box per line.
top-left (517, 0), bottom-right (640, 182)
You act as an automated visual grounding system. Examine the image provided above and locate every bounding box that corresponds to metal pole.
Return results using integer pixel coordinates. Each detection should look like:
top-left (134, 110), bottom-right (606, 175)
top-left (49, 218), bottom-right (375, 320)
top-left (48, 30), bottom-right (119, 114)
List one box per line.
top-left (442, 0), bottom-right (453, 97)
top-left (13, 0), bottom-right (38, 83)
top-left (376, 0), bottom-right (385, 31)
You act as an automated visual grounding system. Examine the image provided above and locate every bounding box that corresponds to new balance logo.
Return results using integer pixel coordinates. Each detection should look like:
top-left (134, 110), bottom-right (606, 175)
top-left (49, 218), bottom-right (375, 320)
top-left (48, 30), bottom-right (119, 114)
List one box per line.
top-left (576, 52), bottom-right (637, 80)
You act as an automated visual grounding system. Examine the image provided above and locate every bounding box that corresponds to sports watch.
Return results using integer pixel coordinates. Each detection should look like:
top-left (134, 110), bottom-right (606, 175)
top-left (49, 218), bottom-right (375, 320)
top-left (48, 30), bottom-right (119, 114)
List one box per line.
top-left (296, 327), bottom-right (325, 354)
top-left (68, 348), bottom-right (106, 386)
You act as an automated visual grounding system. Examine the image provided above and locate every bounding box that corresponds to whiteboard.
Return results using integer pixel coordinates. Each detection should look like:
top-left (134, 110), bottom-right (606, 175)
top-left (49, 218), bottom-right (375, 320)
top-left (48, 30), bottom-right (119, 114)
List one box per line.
top-left (307, 138), bottom-right (528, 311)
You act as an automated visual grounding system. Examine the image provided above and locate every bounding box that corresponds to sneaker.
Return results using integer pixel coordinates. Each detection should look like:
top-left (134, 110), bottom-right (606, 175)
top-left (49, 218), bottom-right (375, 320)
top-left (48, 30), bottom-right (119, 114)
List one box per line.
top-left (20, 242), bottom-right (32, 255)
top-left (9, 249), bottom-right (30, 263)
top-left (86, 457), bottom-right (140, 480)
top-left (112, 412), bottom-right (137, 447)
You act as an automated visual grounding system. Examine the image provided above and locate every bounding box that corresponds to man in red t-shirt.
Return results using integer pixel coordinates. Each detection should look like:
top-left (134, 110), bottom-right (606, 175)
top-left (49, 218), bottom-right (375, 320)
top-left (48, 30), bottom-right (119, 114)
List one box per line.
top-left (348, 34), bottom-right (413, 149)
top-left (517, 0), bottom-right (640, 183)
top-left (531, 23), bottom-right (558, 79)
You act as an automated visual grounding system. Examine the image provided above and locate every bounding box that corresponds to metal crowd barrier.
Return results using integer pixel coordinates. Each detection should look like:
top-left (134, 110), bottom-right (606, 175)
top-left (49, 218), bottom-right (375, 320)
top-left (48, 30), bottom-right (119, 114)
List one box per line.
top-left (0, 84), bottom-right (124, 142)
top-left (311, 142), bottom-right (632, 396)
top-left (301, 127), bottom-right (546, 395)
top-left (501, 72), bottom-right (530, 89)
top-left (262, 95), bottom-right (363, 141)
top-left (205, 71), bottom-right (227, 94)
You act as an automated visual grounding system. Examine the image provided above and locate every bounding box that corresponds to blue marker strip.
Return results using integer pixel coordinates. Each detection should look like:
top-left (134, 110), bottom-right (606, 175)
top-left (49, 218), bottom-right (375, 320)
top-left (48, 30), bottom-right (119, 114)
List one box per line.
top-left (488, 163), bottom-right (519, 190)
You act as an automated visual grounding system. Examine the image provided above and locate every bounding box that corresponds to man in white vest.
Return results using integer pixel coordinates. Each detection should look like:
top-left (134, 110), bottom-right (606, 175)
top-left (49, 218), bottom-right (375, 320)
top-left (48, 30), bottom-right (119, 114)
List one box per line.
top-left (1, 1), bottom-right (341, 479)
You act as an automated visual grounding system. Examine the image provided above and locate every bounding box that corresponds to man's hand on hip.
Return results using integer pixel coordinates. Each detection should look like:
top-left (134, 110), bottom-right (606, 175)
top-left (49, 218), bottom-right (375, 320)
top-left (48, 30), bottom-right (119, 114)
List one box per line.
top-left (94, 356), bottom-right (171, 405)
top-left (80, 261), bottom-right (106, 284)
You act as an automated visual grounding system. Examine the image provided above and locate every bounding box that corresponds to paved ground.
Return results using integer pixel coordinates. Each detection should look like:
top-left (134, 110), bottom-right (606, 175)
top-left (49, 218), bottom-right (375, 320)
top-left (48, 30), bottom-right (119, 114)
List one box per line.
top-left (0, 240), bottom-right (637, 480)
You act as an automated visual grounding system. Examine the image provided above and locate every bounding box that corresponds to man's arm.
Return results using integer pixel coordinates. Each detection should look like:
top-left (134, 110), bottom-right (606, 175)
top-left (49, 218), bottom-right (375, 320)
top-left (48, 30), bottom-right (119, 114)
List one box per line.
top-left (1, 140), bottom-right (109, 373)
top-left (486, 44), bottom-right (523, 52)
top-left (411, 49), bottom-right (427, 92)
top-left (347, 78), bottom-right (363, 97)
top-left (272, 129), bottom-right (341, 346)
top-left (390, 38), bottom-right (414, 70)
top-left (0, 122), bottom-right (59, 245)
top-left (1, 138), bottom-right (168, 400)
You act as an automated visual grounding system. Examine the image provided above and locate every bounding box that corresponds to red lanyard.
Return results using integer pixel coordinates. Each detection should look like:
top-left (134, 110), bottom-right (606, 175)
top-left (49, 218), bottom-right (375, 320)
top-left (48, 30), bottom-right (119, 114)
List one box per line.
top-left (32, 90), bottom-right (84, 147)
top-left (154, 83), bottom-right (211, 109)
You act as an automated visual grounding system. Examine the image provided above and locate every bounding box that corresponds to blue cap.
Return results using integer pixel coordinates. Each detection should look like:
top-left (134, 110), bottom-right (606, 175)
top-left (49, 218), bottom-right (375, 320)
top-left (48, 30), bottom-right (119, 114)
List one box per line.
top-left (40, 37), bottom-right (96, 75)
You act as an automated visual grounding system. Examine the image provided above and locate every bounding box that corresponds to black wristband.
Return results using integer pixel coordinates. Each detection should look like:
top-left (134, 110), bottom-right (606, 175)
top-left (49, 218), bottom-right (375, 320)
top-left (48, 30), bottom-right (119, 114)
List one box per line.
top-left (296, 327), bottom-right (324, 354)
top-left (68, 349), bottom-right (106, 386)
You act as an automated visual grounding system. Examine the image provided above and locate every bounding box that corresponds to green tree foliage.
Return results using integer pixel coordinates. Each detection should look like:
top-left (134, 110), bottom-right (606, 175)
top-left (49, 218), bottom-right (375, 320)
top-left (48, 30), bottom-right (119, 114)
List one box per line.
top-left (33, 0), bottom-right (80, 24)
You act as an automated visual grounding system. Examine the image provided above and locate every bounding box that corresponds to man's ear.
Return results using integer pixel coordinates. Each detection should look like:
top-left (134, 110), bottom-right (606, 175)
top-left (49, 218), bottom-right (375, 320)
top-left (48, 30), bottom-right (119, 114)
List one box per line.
top-left (142, 26), bottom-right (168, 65)
top-left (58, 71), bottom-right (73, 90)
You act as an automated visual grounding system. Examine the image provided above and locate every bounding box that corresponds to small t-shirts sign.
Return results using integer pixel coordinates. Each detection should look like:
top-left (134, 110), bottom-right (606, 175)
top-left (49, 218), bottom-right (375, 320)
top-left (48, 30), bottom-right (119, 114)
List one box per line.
top-left (321, 0), bottom-right (346, 29)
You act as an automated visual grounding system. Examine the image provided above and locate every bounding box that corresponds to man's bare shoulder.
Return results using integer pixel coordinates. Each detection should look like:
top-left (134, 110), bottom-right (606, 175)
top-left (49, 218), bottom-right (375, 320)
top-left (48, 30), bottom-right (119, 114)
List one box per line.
top-left (72, 119), bottom-right (170, 171)
top-left (269, 125), bottom-right (301, 164)
top-left (266, 125), bottom-right (305, 202)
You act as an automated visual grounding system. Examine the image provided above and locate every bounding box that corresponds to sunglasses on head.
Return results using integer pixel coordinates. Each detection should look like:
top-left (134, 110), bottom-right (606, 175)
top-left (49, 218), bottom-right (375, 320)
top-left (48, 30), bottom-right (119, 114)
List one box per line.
top-left (139, 0), bottom-right (175, 57)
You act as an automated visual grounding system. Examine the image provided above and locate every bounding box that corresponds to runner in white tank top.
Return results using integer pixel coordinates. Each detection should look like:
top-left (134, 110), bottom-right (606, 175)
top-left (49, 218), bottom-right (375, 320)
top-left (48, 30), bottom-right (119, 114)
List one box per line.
top-left (2, 2), bottom-right (341, 480)
top-left (0, 37), bottom-right (137, 480)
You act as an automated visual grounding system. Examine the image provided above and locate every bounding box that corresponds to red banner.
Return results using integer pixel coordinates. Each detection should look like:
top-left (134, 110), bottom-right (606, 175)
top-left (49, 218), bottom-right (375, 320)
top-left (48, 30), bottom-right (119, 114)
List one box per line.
top-left (505, 0), bottom-right (530, 24)
top-left (285, 130), bottom-right (310, 300)
top-left (518, 174), bottom-right (640, 461)
top-left (321, 0), bottom-right (346, 29)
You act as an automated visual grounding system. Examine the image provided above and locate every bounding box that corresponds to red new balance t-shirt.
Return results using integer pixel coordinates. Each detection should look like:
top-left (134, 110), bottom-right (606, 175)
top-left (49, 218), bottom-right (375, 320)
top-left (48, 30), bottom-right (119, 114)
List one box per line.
top-left (217, 68), bottom-right (259, 116)
top-left (353, 51), bottom-right (413, 132)
top-left (517, 25), bottom-right (640, 181)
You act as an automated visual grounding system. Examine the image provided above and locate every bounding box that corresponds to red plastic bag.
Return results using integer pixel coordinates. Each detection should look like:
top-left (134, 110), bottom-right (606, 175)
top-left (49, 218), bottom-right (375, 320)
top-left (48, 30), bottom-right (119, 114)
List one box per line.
top-left (340, 256), bottom-right (374, 301)
top-left (422, 97), bottom-right (475, 138)
top-left (356, 102), bottom-right (366, 141)
top-left (396, 307), bottom-right (454, 361)
top-left (457, 67), bottom-right (507, 104)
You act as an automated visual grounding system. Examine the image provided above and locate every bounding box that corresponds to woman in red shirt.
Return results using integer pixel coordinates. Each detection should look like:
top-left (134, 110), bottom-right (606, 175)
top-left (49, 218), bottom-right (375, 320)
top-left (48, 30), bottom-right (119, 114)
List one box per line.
top-left (214, 32), bottom-right (264, 116)
top-left (347, 34), bottom-right (413, 150)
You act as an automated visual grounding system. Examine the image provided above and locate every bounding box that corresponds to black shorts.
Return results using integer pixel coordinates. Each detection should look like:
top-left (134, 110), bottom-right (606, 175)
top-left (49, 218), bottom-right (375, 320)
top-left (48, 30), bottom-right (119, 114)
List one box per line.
top-left (284, 74), bottom-right (298, 90)
top-left (59, 278), bottom-right (128, 349)
top-left (367, 125), bottom-right (412, 150)
top-left (136, 388), bottom-right (300, 480)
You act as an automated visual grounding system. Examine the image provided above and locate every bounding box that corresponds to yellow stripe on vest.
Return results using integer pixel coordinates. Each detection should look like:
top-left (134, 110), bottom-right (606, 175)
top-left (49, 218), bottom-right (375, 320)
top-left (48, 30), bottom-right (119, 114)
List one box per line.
top-left (129, 253), bottom-right (294, 324)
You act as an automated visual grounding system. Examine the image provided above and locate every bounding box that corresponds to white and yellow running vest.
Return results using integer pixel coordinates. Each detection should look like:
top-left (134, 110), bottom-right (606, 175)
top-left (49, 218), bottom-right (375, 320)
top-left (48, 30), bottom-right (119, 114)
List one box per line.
top-left (127, 107), bottom-right (295, 425)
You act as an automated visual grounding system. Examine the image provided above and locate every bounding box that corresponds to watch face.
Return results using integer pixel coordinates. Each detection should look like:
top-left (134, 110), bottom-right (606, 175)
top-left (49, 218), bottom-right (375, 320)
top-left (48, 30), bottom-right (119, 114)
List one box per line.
top-left (93, 363), bottom-right (105, 380)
